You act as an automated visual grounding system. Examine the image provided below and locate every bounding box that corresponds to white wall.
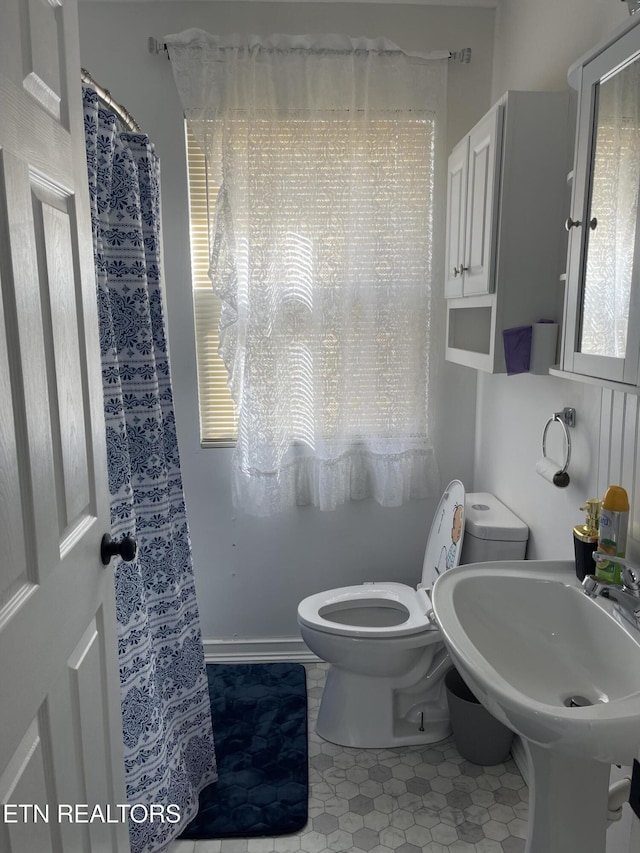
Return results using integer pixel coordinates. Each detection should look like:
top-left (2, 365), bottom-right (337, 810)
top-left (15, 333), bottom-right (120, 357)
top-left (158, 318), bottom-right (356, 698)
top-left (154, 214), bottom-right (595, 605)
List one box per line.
top-left (78, 1), bottom-right (495, 651)
top-left (491, 0), bottom-right (628, 100)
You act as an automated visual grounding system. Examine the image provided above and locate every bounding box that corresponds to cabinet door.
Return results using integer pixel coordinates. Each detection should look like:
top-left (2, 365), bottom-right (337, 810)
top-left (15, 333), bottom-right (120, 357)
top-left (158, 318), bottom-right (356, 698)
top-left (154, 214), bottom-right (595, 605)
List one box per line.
top-left (563, 25), bottom-right (640, 386)
top-left (463, 106), bottom-right (503, 296)
top-left (444, 137), bottom-right (469, 299)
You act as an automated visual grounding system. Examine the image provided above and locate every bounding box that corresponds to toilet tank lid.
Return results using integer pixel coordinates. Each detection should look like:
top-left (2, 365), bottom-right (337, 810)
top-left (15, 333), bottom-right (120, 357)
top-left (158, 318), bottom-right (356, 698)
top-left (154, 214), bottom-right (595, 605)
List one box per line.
top-left (464, 493), bottom-right (529, 542)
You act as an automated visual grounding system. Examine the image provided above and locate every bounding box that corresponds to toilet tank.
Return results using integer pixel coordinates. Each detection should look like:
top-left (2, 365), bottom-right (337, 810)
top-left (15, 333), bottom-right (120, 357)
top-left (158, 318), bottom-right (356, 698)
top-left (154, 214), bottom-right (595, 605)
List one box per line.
top-left (460, 492), bottom-right (528, 565)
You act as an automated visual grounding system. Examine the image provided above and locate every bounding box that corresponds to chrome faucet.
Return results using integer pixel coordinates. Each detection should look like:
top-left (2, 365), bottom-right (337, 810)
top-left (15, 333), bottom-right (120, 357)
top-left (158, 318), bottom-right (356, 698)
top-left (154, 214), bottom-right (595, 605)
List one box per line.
top-left (582, 552), bottom-right (640, 629)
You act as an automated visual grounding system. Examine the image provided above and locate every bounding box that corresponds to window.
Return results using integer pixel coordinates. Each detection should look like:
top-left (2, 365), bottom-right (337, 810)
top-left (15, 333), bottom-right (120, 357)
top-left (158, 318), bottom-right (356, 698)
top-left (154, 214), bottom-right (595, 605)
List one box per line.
top-left (186, 115), bottom-right (435, 446)
top-left (185, 123), bottom-right (238, 444)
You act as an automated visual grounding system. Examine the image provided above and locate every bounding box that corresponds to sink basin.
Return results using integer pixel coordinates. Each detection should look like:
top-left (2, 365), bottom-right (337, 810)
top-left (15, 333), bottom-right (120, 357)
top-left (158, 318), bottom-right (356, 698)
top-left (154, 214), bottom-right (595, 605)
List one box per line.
top-left (433, 559), bottom-right (640, 765)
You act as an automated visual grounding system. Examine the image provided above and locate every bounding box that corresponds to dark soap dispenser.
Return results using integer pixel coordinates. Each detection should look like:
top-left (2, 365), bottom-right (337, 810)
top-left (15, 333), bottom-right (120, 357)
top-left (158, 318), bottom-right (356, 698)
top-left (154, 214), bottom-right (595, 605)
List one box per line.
top-left (573, 499), bottom-right (601, 581)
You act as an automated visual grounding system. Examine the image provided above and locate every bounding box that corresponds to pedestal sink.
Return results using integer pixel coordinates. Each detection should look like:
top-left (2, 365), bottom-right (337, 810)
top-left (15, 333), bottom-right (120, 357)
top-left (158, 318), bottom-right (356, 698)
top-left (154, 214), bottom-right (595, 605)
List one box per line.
top-left (432, 559), bottom-right (640, 853)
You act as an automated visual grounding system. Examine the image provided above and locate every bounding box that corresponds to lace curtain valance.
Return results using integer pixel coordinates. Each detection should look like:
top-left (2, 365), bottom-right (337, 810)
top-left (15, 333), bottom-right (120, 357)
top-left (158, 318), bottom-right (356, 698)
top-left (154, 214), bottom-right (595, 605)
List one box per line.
top-left (167, 30), bottom-right (446, 515)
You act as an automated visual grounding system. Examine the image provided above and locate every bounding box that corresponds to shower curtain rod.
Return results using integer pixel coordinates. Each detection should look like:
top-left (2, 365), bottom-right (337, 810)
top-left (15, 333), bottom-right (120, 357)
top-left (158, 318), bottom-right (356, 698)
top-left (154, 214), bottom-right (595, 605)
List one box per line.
top-left (147, 36), bottom-right (472, 64)
top-left (81, 68), bottom-right (141, 132)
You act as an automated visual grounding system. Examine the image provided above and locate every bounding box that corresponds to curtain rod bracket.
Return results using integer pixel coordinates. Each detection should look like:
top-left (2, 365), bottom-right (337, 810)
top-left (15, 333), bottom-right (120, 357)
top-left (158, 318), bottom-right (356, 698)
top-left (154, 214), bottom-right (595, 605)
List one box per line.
top-left (148, 36), bottom-right (167, 56)
top-left (450, 48), bottom-right (472, 64)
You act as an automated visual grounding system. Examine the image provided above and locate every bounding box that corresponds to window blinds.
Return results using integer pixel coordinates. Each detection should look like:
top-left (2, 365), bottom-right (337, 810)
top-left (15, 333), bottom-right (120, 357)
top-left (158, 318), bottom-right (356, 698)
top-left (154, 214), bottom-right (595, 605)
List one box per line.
top-left (185, 123), bottom-right (238, 443)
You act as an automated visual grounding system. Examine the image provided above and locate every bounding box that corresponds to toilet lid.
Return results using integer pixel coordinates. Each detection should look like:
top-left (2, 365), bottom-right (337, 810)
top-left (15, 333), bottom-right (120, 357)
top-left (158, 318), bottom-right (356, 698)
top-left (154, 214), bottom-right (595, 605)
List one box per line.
top-left (421, 480), bottom-right (466, 589)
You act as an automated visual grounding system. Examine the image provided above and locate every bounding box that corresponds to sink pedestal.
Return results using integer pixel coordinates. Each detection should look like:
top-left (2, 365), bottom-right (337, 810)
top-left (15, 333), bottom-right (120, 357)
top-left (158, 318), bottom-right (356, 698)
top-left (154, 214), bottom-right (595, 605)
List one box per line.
top-left (524, 740), bottom-right (611, 853)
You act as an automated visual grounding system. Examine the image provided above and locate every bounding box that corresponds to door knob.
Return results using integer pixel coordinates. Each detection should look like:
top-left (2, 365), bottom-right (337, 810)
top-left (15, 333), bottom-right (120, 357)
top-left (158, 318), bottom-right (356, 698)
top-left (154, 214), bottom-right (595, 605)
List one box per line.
top-left (100, 533), bottom-right (137, 566)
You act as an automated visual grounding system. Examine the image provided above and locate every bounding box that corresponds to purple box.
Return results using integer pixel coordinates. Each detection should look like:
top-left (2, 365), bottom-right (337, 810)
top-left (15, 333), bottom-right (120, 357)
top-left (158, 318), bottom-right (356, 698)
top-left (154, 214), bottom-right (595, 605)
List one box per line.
top-left (502, 325), bottom-right (532, 375)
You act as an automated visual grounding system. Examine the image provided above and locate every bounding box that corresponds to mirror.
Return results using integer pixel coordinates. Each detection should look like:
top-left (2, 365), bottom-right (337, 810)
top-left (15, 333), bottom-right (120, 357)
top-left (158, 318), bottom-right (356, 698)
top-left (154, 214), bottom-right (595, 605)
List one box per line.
top-left (579, 57), bottom-right (640, 359)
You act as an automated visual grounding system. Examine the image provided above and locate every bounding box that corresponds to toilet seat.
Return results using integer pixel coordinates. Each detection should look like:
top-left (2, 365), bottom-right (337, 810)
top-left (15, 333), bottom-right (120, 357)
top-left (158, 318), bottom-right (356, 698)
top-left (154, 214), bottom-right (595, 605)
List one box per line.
top-left (297, 582), bottom-right (439, 639)
top-left (297, 481), bottom-right (465, 641)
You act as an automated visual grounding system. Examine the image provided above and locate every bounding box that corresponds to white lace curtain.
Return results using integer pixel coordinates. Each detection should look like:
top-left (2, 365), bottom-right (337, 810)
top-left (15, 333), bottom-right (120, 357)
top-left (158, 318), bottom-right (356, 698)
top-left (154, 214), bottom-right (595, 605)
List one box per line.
top-left (167, 30), bottom-right (446, 515)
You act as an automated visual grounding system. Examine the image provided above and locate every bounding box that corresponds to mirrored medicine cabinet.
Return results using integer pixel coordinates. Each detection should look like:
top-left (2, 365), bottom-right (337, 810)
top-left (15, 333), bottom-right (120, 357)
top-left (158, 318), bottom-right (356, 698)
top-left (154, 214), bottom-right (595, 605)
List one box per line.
top-left (560, 17), bottom-right (640, 388)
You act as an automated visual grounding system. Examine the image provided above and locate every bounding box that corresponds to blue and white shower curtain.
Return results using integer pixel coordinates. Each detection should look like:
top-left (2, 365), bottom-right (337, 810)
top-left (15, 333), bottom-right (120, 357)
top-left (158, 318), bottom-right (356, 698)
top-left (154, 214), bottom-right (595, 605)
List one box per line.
top-left (83, 86), bottom-right (217, 853)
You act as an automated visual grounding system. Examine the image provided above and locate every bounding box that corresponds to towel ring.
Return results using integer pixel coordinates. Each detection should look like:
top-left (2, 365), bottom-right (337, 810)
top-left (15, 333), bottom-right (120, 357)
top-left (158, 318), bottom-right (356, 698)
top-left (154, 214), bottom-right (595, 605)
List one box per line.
top-left (542, 414), bottom-right (572, 475)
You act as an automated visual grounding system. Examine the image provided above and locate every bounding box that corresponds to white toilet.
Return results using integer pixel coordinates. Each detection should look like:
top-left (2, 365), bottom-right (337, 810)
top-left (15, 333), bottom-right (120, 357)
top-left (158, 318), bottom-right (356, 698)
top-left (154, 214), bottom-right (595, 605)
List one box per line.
top-left (297, 484), bottom-right (529, 748)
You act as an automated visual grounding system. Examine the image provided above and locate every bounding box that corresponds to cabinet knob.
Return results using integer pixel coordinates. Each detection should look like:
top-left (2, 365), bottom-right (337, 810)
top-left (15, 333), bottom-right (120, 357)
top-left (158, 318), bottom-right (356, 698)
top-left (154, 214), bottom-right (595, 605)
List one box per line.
top-left (460, 265), bottom-right (469, 273)
top-left (452, 266), bottom-right (460, 277)
top-left (565, 216), bottom-right (597, 232)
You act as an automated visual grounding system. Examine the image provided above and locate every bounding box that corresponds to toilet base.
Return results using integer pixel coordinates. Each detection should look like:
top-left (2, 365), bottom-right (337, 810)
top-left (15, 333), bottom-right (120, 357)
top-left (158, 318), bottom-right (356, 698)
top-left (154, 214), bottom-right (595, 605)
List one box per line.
top-left (315, 654), bottom-right (452, 749)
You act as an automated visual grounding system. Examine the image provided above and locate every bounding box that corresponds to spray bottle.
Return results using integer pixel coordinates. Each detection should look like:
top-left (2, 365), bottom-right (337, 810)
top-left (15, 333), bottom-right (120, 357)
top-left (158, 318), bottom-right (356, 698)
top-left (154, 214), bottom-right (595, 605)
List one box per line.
top-left (595, 485), bottom-right (629, 585)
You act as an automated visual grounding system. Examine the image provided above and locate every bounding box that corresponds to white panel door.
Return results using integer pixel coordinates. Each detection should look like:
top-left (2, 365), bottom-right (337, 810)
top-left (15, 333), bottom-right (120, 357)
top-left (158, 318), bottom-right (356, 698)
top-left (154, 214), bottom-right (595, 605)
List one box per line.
top-left (444, 137), bottom-right (468, 299)
top-left (463, 105), bottom-right (503, 297)
top-left (0, 1), bottom-right (130, 851)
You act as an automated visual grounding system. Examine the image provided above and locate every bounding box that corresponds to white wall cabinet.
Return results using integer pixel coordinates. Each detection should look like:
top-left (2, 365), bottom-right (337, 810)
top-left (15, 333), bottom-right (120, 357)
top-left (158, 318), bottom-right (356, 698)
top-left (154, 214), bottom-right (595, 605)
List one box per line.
top-left (445, 106), bottom-right (502, 299)
top-left (555, 17), bottom-right (640, 390)
top-left (445, 91), bottom-right (571, 373)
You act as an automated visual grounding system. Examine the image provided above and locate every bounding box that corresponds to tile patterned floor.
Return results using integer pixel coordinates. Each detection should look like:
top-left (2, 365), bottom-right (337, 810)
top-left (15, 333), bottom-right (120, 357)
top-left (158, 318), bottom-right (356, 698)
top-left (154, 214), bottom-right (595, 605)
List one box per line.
top-left (167, 663), bottom-right (529, 853)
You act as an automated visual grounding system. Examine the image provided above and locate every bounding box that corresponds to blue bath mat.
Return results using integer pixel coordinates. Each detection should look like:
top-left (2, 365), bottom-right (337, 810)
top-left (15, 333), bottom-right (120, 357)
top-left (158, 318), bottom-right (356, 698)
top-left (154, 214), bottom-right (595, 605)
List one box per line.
top-left (180, 662), bottom-right (308, 839)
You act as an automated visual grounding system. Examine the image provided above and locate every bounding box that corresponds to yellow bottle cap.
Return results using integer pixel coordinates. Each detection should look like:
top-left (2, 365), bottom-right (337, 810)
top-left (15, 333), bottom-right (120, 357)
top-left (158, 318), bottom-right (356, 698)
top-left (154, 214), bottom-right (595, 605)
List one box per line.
top-left (602, 485), bottom-right (629, 512)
